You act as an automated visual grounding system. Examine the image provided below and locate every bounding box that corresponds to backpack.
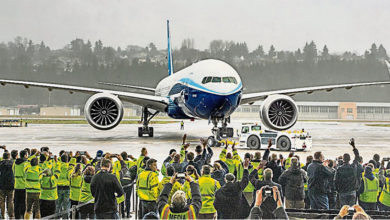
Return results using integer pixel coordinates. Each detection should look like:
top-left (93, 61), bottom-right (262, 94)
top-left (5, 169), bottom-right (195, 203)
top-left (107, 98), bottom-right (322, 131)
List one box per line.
top-left (120, 165), bottom-right (137, 187)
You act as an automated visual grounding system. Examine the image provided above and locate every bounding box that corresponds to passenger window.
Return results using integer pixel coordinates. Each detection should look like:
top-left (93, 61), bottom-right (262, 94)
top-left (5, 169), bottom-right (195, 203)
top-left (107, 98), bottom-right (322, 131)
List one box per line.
top-left (205, 77), bottom-right (212, 83)
top-left (212, 77), bottom-right (221, 83)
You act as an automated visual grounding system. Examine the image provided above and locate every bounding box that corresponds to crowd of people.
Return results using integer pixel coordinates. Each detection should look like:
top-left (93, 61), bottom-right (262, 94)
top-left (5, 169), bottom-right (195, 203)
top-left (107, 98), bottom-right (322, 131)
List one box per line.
top-left (0, 134), bottom-right (389, 219)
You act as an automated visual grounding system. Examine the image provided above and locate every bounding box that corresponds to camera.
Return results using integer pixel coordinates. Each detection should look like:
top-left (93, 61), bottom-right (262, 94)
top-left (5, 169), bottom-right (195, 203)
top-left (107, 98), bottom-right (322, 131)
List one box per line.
top-left (348, 207), bottom-right (355, 215)
top-left (262, 185), bottom-right (273, 198)
top-left (41, 147), bottom-right (49, 152)
top-left (79, 151), bottom-right (86, 155)
top-left (49, 155), bottom-right (54, 159)
top-left (177, 173), bottom-right (186, 179)
top-left (383, 157), bottom-right (390, 162)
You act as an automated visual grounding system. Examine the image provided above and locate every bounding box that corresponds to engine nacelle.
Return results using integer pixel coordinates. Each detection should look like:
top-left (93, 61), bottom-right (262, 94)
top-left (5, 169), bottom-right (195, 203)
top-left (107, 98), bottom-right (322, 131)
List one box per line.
top-left (260, 95), bottom-right (298, 131)
top-left (84, 93), bottom-right (124, 130)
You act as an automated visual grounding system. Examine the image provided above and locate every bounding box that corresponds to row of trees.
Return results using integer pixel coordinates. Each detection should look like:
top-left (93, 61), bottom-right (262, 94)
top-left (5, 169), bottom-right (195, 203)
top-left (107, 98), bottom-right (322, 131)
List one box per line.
top-left (0, 37), bottom-right (389, 106)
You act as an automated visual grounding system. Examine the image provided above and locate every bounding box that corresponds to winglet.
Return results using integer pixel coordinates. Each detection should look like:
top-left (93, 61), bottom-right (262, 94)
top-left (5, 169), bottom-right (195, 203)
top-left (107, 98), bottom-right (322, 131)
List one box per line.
top-left (167, 20), bottom-right (174, 76)
top-left (385, 60), bottom-right (390, 79)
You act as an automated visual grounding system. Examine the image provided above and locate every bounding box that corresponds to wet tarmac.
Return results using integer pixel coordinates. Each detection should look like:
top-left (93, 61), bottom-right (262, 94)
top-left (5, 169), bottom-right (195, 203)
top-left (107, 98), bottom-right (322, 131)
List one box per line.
top-left (0, 120), bottom-right (389, 165)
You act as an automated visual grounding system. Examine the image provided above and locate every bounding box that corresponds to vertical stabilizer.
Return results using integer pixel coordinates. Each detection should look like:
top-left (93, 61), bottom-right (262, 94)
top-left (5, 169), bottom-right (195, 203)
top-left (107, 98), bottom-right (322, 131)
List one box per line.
top-left (167, 20), bottom-right (174, 75)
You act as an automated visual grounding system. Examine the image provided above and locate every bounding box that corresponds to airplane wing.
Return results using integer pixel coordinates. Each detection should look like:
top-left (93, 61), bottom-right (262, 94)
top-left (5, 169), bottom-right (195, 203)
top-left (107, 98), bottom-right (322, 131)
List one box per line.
top-left (241, 81), bottom-right (390, 105)
top-left (0, 79), bottom-right (168, 111)
top-left (98, 82), bottom-right (155, 92)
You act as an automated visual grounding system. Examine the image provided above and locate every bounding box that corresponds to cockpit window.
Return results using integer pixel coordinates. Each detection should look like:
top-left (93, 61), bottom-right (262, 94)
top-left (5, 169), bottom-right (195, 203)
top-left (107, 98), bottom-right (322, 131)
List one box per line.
top-left (202, 76), bottom-right (237, 84)
top-left (212, 77), bottom-right (221, 83)
top-left (202, 77), bottom-right (212, 84)
top-left (222, 77), bottom-right (231, 83)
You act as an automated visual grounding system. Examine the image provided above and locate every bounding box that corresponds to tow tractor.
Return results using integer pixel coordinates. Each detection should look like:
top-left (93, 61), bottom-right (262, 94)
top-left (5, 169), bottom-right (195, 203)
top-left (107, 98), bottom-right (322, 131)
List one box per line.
top-left (238, 123), bottom-right (312, 151)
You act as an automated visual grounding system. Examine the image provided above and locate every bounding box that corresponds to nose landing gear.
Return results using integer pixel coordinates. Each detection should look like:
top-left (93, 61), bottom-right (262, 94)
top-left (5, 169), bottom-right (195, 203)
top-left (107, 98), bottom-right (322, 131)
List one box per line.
top-left (207, 117), bottom-right (234, 147)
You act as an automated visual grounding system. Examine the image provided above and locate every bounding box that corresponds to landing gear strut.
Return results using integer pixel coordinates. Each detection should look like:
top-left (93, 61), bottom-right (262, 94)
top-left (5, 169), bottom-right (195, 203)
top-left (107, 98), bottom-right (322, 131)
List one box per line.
top-left (138, 107), bottom-right (159, 137)
top-left (207, 117), bottom-right (234, 147)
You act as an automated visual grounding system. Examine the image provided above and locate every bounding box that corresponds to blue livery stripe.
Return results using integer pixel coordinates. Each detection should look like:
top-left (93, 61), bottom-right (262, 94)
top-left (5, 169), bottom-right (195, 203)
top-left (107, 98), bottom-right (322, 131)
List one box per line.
top-left (178, 78), bottom-right (242, 95)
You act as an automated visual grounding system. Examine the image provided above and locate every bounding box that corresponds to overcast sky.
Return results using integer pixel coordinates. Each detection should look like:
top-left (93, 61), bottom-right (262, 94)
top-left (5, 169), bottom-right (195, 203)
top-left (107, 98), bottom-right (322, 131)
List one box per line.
top-left (1, 0), bottom-right (389, 54)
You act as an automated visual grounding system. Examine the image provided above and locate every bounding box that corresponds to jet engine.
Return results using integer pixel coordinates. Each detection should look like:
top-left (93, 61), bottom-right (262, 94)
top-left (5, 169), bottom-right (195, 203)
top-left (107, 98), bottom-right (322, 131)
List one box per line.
top-left (84, 93), bottom-right (124, 130)
top-left (260, 95), bottom-right (298, 131)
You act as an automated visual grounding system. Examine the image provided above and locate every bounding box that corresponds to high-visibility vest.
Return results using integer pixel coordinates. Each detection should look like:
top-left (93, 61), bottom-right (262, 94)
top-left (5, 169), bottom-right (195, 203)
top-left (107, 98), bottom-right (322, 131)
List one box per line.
top-left (285, 158), bottom-right (292, 170)
top-left (25, 165), bottom-right (41, 193)
top-left (198, 175), bottom-right (220, 214)
top-left (58, 162), bottom-right (71, 186)
top-left (160, 204), bottom-right (196, 219)
top-left (251, 161), bottom-right (264, 181)
top-left (137, 156), bottom-right (145, 174)
top-left (40, 174), bottom-right (58, 200)
top-left (360, 177), bottom-right (379, 203)
top-left (69, 174), bottom-right (83, 201)
top-left (13, 160), bottom-right (29, 189)
top-left (79, 176), bottom-right (94, 203)
top-left (379, 177), bottom-right (390, 207)
top-left (136, 170), bottom-right (159, 201)
top-left (243, 166), bottom-right (255, 193)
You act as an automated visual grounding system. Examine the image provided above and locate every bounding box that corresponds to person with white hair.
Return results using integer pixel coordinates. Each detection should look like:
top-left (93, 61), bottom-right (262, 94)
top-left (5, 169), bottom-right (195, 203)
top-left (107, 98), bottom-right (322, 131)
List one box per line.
top-left (157, 173), bottom-right (201, 219)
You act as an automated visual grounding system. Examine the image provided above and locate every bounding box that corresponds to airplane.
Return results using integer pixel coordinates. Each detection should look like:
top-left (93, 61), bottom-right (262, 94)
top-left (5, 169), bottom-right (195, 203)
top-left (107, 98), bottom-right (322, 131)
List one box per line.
top-left (1, 20), bottom-right (390, 147)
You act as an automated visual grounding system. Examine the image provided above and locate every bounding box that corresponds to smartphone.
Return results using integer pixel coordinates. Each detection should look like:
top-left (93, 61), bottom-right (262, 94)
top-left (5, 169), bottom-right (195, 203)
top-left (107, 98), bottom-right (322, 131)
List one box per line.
top-left (79, 151), bottom-right (86, 155)
top-left (177, 173), bottom-right (186, 178)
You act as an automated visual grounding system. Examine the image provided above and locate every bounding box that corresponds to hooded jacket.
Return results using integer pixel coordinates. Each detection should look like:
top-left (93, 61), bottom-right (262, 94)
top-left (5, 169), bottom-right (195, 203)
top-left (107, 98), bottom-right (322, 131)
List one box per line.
top-left (0, 159), bottom-right (14, 190)
top-left (278, 163), bottom-right (308, 201)
top-left (214, 169), bottom-right (250, 219)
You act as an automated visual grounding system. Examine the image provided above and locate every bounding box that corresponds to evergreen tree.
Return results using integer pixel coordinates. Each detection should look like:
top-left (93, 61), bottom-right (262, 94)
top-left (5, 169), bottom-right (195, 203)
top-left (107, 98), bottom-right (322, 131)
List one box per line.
top-left (268, 45), bottom-right (276, 58)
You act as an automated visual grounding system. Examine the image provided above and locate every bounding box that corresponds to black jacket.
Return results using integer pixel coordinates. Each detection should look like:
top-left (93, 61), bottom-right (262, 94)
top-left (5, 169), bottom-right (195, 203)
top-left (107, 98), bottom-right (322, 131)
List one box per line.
top-left (249, 206), bottom-right (289, 219)
top-left (266, 160), bottom-right (284, 183)
top-left (0, 159), bottom-right (14, 190)
top-left (249, 169), bottom-right (284, 219)
top-left (157, 181), bottom-right (202, 217)
top-left (90, 169), bottom-right (124, 213)
top-left (278, 164), bottom-right (308, 201)
top-left (214, 169), bottom-right (250, 219)
top-left (307, 160), bottom-right (334, 194)
top-left (335, 148), bottom-right (360, 193)
top-left (211, 169), bottom-right (226, 186)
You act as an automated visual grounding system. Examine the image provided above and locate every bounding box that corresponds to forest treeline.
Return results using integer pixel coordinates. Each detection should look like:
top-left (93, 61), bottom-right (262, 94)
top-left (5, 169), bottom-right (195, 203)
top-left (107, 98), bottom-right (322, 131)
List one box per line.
top-left (0, 37), bottom-right (389, 106)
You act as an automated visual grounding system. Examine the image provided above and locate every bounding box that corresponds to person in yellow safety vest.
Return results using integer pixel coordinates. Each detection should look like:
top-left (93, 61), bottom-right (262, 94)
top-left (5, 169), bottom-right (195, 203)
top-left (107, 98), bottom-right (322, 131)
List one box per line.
top-left (137, 147), bottom-right (148, 174)
top-left (161, 149), bottom-right (176, 177)
top-left (242, 153), bottom-right (256, 205)
top-left (69, 163), bottom-right (83, 219)
top-left (56, 153), bottom-right (73, 219)
top-left (183, 165), bottom-right (199, 201)
top-left (378, 162), bottom-right (390, 211)
top-left (197, 165), bottom-right (221, 219)
top-left (251, 152), bottom-right (264, 181)
top-left (158, 165), bottom-right (185, 205)
top-left (158, 173), bottom-right (202, 219)
top-left (78, 166), bottom-right (95, 219)
top-left (39, 164), bottom-right (60, 218)
top-left (358, 165), bottom-right (380, 211)
top-left (302, 155), bottom-right (313, 209)
top-left (13, 150), bottom-right (30, 219)
top-left (219, 141), bottom-right (241, 175)
top-left (136, 158), bottom-right (160, 218)
top-left (24, 157), bottom-right (41, 219)
top-left (116, 151), bottom-right (137, 218)
top-left (284, 152), bottom-right (295, 170)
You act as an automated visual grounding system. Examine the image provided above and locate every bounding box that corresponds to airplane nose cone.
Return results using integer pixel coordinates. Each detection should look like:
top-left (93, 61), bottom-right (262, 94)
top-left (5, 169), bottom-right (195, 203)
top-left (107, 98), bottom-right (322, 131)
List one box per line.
top-left (185, 90), bottom-right (241, 119)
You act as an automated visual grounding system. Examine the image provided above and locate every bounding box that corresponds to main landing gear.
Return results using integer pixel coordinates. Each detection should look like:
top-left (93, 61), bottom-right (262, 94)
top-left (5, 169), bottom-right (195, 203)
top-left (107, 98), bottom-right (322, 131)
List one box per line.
top-left (138, 107), bottom-right (159, 137)
top-left (207, 117), bottom-right (234, 147)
